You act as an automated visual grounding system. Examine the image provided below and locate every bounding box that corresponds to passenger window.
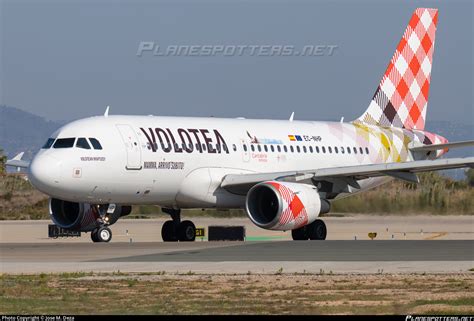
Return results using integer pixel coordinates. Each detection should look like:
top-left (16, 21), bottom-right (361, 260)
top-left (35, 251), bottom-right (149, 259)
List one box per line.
top-left (277, 145), bottom-right (281, 152)
top-left (270, 145), bottom-right (274, 152)
top-left (359, 147), bottom-right (364, 154)
top-left (53, 138), bottom-right (75, 149)
top-left (290, 146), bottom-right (294, 153)
top-left (251, 145), bottom-right (255, 152)
top-left (76, 138), bottom-right (91, 149)
top-left (264, 145), bottom-right (268, 152)
top-left (309, 146), bottom-right (313, 153)
top-left (89, 138), bottom-right (103, 150)
top-left (216, 144), bottom-right (221, 152)
top-left (334, 147), bottom-right (338, 154)
top-left (243, 144), bottom-right (247, 152)
top-left (347, 147), bottom-right (351, 154)
top-left (353, 147), bottom-right (357, 154)
top-left (257, 145), bottom-right (261, 152)
top-left (42, 138), bottom-right (55, 149)
top-left (328, 146), bottom-right (332, 153)
top-left (365, 147), bottom-right (369, 154)
top-left (341, 146), bottom-right (345, 154)
top-left (296, 146), bottom-right (300, 153)
top-left (316, 146), bottom-right (320, 153)
top-left (322, 146), bottom-right (326, 153)
top-left (202, 143), bottom-right (207, 151)
top-left (284, 146), bottom-right (288, 153)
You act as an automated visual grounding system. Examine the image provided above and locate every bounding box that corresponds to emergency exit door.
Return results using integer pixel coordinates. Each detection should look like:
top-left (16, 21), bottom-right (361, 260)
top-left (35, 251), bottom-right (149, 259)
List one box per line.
top-left (116, 124), bottom-right (142, 170)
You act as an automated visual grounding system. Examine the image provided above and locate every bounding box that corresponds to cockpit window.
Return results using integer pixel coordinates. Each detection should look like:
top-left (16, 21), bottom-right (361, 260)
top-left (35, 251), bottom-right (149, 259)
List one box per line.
top-left (42, 138), bottom-right (55, 149)
top-left (76, 138), bottom-right (91, 149)
top-left (89, 138), bottom-right (103, 150)
top-left (53, 138), bottom-right (76, 149)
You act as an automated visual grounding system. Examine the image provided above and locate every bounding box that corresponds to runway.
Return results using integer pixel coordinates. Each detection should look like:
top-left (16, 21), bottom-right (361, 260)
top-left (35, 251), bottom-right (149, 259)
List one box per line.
top-left (1, 240), bottom-right (473, 274)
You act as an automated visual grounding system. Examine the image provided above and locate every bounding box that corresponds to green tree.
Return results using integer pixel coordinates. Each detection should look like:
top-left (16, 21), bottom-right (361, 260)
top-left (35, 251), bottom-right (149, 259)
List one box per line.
top-left (0, 148), bottom-right (6, 175)
top-left (466, 168), bottom-right (474, 187)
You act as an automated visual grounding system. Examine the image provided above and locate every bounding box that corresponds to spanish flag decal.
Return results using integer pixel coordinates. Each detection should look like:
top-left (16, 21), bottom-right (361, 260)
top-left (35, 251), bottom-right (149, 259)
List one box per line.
top-left (288, 135), bottom-right (296, 141)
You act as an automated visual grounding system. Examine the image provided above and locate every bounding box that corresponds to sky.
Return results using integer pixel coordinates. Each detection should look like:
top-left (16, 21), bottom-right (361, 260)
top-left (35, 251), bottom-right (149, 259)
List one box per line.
top-left (1, 0), bottom-right (472, 124)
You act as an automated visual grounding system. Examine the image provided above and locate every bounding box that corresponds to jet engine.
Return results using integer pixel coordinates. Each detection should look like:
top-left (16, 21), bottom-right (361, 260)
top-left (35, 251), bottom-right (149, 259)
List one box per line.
top-left (49, 198), bottom-right (132, 231)
top-left (245, 181), bottom-right (330, 230)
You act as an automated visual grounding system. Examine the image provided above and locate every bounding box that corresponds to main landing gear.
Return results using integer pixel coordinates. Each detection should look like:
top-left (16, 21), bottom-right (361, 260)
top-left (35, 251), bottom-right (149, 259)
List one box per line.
top-left (291, 219), bottom-right (327, 241)
top-left (161, 208), bottom-right (196, 242)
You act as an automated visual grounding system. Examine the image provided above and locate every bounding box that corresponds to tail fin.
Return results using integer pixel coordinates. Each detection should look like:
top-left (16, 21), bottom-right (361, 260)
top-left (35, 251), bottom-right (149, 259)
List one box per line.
top-left (354, 8), bottom-right (438, 130)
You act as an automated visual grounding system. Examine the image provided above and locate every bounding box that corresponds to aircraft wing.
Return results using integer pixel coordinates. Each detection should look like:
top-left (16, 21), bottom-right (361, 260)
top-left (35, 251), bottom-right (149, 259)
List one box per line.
top-left (5, 152), bottom-right (30, 169)
top-left (221, 157), bottom-right (474, 194)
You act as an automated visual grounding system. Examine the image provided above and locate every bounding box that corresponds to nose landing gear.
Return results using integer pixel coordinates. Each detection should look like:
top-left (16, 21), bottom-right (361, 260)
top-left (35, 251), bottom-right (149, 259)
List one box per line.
top-left (91, 226), bottom-right (112, 242)
top-left (161, 208), bottom-right (196, 242)
top-left (90, 204), bottom-right (114, 243)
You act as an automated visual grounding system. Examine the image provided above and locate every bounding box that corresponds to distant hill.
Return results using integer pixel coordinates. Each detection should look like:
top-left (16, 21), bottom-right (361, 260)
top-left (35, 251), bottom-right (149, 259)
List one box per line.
top-left (0, 105), bottom-right (472, 179)
top-left (0, 106), bottom-right (63, 160)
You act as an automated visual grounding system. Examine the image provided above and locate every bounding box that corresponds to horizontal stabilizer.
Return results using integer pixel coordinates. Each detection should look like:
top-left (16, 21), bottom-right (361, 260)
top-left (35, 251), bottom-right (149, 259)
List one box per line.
top-left (410, 140), bottom-right (474, 152)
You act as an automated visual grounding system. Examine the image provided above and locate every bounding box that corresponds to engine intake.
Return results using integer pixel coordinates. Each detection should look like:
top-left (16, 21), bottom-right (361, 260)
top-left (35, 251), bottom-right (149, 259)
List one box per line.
top-left (49, 198), bottom-right (131, 231)
top-left (245, 181), bottom-right (330, 230)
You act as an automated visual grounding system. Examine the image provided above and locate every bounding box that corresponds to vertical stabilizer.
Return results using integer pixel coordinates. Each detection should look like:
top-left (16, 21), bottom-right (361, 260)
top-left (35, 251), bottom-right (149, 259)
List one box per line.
top-left (354, 8), bottom-right (438, 130)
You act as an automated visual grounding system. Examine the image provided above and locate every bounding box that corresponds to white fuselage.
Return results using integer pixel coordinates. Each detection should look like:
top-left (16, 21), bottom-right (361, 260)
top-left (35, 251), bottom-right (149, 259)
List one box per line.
top-left (28, 115), bottom-right (438, 209)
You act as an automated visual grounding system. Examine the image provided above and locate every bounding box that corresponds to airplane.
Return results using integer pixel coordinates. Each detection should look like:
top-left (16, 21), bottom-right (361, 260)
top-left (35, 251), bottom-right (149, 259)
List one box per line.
top-left (6, 7), bottom-right (474, 243)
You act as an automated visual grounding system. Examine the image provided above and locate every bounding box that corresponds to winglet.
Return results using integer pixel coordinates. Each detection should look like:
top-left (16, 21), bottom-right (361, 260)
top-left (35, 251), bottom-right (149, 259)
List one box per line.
top-left (289, 112), bottom-right (294, 122)
top-left (6, 152), bottom-right (30, 169)
top-left (12, 152), bottom-right (24, 161)
top-left (104, 106), bottom-right (110, 117)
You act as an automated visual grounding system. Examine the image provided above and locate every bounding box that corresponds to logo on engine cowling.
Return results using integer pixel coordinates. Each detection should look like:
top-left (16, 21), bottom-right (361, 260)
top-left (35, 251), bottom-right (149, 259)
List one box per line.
top-left (268, 182), bottom-right (309, 229)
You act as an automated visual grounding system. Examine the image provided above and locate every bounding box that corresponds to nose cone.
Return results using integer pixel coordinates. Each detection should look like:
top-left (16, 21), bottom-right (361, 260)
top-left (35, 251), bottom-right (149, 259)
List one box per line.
top-left (28, 154), bottom-right (62, 194)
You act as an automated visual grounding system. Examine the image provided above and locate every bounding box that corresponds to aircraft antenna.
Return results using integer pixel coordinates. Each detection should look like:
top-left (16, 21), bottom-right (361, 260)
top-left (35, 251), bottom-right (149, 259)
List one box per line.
top-left (289, 112), bottom-right (295, 122)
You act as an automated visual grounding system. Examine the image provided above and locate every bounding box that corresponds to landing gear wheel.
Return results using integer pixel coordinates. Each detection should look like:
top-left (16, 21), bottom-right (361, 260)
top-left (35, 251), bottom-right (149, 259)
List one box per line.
top-left (292, 226), bottom-right (309, 240)
top-left (161, 220), bottom-right (178, 242)
top-left (97, 227), bottom-right (112, 242)
top-left (91, 230), bottom-right (100, 243)
top-left (178, 220), bottom-right (196, 242)
top-left (308, 219), bottom-right (327, 240)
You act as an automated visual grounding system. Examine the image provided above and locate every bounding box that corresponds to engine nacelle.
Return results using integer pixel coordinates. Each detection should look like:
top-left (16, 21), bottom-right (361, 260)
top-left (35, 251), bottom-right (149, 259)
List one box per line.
top-left (49, 198), bottom-right (132, 231)
top-left (245, 181), bottom-right (330, 231)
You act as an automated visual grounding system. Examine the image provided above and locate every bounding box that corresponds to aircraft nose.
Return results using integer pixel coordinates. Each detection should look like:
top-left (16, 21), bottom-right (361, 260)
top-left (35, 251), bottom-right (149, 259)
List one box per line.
top-left (28, 154), bottom-right (62, 193)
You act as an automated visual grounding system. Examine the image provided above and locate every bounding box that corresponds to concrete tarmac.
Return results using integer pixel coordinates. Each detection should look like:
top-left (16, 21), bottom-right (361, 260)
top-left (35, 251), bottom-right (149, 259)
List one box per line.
top-left (1, 216), bottom-right (473, 274)
top-left (1, 215), bottom-right (473, 243)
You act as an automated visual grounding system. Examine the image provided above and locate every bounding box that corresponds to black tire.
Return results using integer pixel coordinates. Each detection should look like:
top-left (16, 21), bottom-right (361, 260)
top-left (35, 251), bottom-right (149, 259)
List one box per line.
top-left (97, 227), bottom-right (112, 242)
top-left (178, 220), bottom-right (196, 242)
top-left (308, 219), bottom-right (327, 240)
top-left (91, 230), bottom-right (100, 243)
top-left (292, 225), bottom-right (309, 240)
top-left (161, 220), bottom-right (178, 242)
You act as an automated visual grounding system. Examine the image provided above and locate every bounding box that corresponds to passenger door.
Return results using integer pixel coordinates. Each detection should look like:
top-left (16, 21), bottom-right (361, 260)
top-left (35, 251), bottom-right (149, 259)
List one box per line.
top-left (116, 124), bottom-right (142, 170)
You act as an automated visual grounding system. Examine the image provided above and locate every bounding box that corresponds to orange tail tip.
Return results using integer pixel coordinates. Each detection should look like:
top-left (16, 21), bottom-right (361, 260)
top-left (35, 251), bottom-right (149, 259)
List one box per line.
top-left (354, 8), bottom-right (438, 130)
